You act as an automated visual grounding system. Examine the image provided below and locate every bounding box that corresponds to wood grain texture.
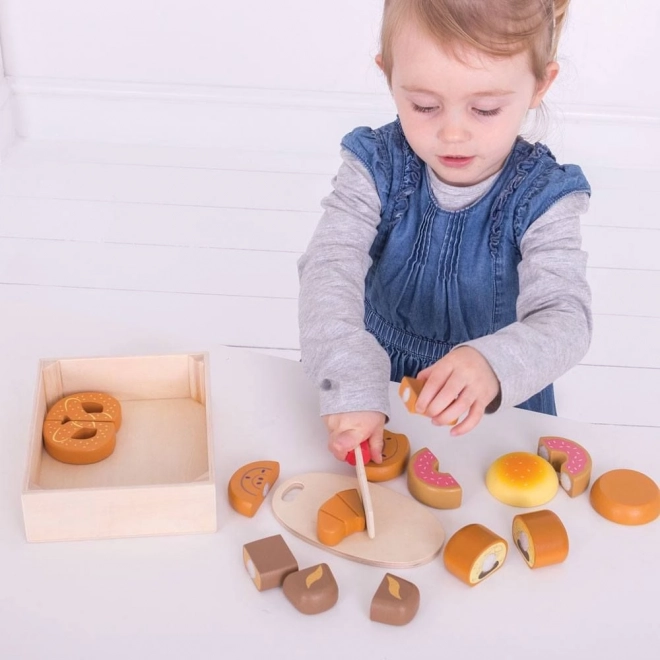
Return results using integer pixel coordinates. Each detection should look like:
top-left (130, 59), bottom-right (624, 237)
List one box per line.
top-left (271, 472), bottom-right (445, 568)
top-left (21, 353), bottom-right (217, 542)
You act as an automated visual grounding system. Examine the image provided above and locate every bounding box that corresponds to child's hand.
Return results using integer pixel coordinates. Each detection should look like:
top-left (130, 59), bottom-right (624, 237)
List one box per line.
top-left (415, 347), bottom-right (500, 436)
top-left (322, 411), bottom-right (386, 464)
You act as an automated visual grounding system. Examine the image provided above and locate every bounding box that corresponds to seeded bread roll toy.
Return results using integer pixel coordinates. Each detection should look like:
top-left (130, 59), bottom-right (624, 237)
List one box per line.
top-left (486, 452), bottom-right (558, 507)
top-left (538, 436), bottom-right (592, 497)
top-left (42, 391), bottom-right (122, 465)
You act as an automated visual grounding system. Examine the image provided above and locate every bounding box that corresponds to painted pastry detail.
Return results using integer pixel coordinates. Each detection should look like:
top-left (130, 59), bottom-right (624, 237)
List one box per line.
top-left (228, 460), bottom-right (280, 517)
top-left (538, 436), bottom-right (592, 497)
top-left (365, 430), bottom-right (410, 482)
top-left (444, 524), bottom-right (508, 586)
top-left (512, 510), bottom-right (569, 568)
top-left (407, 447), bottom-right (462, 508)
top-left (283, 564), bottom-right (339, 614)
top-left (370, 573), bottom-right (420, 625)
top-left (486, 452), bottom-right (558, 507)
top-left (398, 376), bottom-right (424, 414)
top-left (317, 489), bottom-right (366, 546)
top-left (42, 391), bottom-right (122, 464)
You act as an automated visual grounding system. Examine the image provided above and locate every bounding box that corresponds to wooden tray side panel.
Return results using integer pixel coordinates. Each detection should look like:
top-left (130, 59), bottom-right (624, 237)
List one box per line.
top-left (56, 354), bottom-right (196, 401)
top-left (23, 362), bottom-right (50, 490)
top-left (41, 360), bottom-right (64, 408)
top-left (188, 354), bottom-right (207, 405)
top-left (198, 354), bottom-right (215, 483)
top-left (21, 352), bottom-right (217, 541)
top-left (22, 483), bottom-right (217, 542)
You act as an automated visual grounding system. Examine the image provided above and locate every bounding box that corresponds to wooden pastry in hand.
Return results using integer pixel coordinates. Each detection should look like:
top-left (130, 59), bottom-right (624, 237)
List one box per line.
top-left (407, 447), bottom-right (462, 509)
top-left (444, 524), bottom-right (508, 586)
top-left (282, 564), bottom-right (339, 614)
top-left (398, 377), bottom-right (424, 414)
top-left (317, 489), bottom-right (365, 546)
top-left (512, 510), bottom-right (569, 568)
top-left (365, 430), bottom-right (410, 482)
top-left (42, 391), bottom-right (122, 465)
top-left (370, 574), bottom-right (420, 626)
top-left (538, 436), bottom-right (592, 497)
top-left (228, 460), bottom-right (280, 517)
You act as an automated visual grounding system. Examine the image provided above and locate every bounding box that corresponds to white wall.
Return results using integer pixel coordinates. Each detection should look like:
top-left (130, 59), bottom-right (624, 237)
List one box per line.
top-left (1, 0), bottom-right (658, 110)
top-left (0, 0), bottom-right (658, 161)
top-left (0, 1), bottom-right (658, 429)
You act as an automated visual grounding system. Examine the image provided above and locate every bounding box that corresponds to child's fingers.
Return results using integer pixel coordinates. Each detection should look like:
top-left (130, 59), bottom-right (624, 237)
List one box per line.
top-left (415, 365), bottom-right (452, 413)
top-left (431, 390), bottom-right (472, 427)
top-left (449, 404), bottom-right (484, 437)
top-left (367, 428), bottom-right (385, 465)
top-left (328, 429), bottom-right (364, 462)
top-left (425, 373), bottom-right (464, 418)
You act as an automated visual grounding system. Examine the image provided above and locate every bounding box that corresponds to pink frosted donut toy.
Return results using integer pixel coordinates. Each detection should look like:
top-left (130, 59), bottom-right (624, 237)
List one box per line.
top-left (537, 436), bottom-right (592, 497)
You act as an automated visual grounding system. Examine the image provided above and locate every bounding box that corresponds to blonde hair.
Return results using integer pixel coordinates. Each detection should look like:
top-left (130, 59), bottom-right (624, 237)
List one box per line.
top-left (380, 0), bottom-right (571, 84)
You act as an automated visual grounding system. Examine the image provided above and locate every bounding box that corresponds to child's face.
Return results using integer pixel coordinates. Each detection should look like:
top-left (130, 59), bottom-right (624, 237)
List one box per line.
top-left (386, 22), bottom-right (555, 187)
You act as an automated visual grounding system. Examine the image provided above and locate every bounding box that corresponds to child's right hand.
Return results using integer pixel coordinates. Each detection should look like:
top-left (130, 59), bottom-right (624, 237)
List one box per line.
top-left (322, 411), bottom-right (386, 464)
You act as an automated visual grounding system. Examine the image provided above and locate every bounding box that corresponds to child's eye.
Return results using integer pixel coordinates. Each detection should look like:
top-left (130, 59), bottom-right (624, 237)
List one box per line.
top-left (474, 108), bottom-right (501, 117)
top-left (412, 103), bottom-right (437, 114)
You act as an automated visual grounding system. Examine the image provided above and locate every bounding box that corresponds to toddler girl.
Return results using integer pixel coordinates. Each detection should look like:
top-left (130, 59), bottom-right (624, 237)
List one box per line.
top-left (298, 0), bottom-right (591, 462)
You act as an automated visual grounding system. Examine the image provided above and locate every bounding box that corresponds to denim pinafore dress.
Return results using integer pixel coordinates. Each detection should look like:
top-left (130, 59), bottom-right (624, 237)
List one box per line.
top-left (341, 119), bottom-right (590, 415)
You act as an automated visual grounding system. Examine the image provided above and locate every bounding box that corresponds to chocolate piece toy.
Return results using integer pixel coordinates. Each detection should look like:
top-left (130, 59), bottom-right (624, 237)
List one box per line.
top-left (243, 534), bottom-right (298, 591)
top-left (282, 564), bottom-right (339, 614)
top-left (370, 573), bottom-right (420, 626)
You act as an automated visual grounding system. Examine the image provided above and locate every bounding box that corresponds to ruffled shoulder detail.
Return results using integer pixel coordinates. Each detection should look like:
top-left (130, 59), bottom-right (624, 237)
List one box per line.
top-left (488, 139), bottom-right (549, 255)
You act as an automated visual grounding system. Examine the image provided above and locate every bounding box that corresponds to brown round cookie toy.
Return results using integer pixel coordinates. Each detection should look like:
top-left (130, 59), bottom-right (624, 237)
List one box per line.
top-left (43, 392), bottom-right (122, 465)
top-left (590, 469), bottom-right (660, 525)
top-left (365, 430), bottom-right (410, 482)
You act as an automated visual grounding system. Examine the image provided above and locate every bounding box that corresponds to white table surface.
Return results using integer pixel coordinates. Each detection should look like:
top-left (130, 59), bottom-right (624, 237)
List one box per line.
top-left (1, 345), bottom-right (659, 660)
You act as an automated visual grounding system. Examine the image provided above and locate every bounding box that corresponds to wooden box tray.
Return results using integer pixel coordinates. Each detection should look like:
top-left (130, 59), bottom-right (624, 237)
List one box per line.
top-left (21, 353), bottom-right (217, 542)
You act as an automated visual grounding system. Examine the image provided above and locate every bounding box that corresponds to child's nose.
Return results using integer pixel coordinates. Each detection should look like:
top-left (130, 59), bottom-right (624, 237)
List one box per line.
top-left (437, 112), bottom-right (470, 143)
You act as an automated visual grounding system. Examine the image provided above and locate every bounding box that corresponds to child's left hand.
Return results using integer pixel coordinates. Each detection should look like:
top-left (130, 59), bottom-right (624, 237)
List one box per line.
top-left (414, 346), bottom-right (500, 436)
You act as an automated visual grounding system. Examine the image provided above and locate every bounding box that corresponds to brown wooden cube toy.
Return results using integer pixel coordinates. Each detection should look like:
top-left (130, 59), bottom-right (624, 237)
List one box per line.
top-left (243, 534), bottom-right (298, 591)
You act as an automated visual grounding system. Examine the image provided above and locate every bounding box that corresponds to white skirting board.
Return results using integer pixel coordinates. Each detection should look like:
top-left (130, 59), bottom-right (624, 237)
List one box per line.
top-left (7, 77), bottom-right (660, 169)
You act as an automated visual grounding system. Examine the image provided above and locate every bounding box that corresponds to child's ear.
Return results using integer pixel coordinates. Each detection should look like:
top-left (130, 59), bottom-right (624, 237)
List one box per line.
top-left (530, 62), bottom-right (559, 109)
top-left (375, 53), bottom-right (384, 71)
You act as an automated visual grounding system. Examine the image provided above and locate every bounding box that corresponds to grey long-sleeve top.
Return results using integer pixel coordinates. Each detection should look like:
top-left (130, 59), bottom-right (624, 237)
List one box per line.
top-left (298, 149), bottom-right (592, 419)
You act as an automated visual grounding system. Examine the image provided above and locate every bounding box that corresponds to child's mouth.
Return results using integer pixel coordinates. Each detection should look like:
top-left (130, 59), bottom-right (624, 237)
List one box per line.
top-left (438, 156), bottom-right (474, 168)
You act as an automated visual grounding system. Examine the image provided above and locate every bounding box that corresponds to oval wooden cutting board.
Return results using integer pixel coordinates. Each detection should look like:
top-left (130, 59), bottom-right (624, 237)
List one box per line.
top-left (271, 472), bottom-right (445, 568)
